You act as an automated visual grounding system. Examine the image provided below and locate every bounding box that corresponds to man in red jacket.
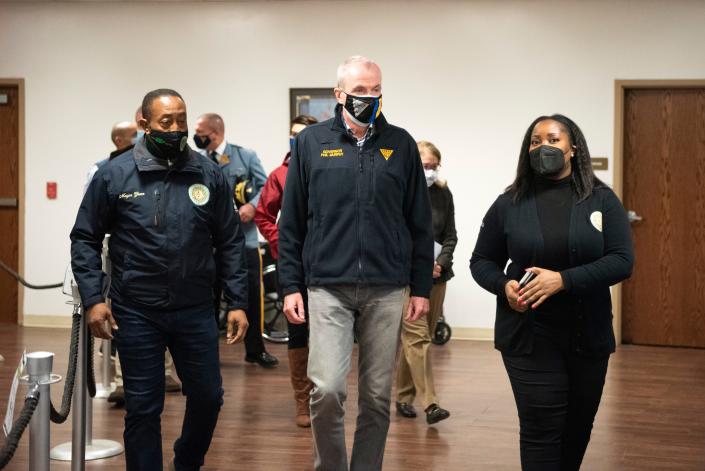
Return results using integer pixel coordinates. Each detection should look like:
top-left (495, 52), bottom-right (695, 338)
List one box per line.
top-left (254, 114), bottom-right (317, 427)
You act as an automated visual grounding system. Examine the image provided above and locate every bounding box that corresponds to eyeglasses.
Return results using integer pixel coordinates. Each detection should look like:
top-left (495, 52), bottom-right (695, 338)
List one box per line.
top-left (423, 164), bottom-right (440, 171)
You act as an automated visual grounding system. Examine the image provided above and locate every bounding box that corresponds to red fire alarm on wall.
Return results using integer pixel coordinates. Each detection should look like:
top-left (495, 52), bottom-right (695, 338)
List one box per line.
top-left (46, 182), bottom-right (57, 200)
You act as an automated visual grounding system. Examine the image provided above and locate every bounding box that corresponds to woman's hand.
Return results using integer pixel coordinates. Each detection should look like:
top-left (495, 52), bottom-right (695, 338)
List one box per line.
top-left (517, 268), bottom-right (564, 309)
top-left (504, 280), bottom-right (528, 313)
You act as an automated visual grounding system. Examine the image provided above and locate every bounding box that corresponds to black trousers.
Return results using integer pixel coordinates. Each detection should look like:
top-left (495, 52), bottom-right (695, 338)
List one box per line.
top-left (502, 326), bottom-right (609, 471)
top-left (113, 303), bottom-right (222, 471)
top-left (287, 290), bottom-right (309, 350)
top-left (274, 261), bottom-right (309, 350)
top-left (243, 247), bottom-right (266, 355)
top-left (215, 248), bottom-right (267, 354)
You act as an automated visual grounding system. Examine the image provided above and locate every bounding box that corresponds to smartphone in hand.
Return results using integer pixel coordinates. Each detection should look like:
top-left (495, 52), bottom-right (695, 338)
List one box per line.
top-left (519, 271), bottom-right (536, 289)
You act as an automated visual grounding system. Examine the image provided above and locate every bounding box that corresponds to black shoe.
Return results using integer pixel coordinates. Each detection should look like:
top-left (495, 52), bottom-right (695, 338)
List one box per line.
top-left (396, 401), bottom-right (417, 418)
top-left (107, 386), bottom-right (125, 407)
top-left (165, 375), bottom-right (182, 393)
top-left (425, 404), bottom-right (450, 425)
top-left (245, 351), bottom-right (279, 368)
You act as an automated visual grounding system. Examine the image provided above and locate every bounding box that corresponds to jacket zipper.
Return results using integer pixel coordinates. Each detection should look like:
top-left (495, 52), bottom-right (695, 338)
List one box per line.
top-left (369, 152), bottom-right (375, 204)
top-left (356, 144), bottom-right (363, 281)
top-left (162, 173), bottom-right (172, 305)
top-left (154, 188), bottom-right (161, 227)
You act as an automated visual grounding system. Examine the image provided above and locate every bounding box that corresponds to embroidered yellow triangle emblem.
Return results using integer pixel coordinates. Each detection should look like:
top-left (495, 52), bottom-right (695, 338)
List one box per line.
top-left (380, 148), bottom-right (394, 160)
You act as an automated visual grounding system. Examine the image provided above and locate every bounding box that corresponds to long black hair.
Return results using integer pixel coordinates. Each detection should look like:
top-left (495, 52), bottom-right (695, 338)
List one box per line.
top-left (506, 114), bottom-right (604, 203)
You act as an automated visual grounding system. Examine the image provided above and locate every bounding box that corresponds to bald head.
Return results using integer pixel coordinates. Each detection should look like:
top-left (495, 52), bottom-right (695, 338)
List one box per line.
top-left (111, 121), bottom-right (138, 150)
top-left (197, 113), bottom-right (225, 133)
top-left (194, 113), bottom-right (225, 152)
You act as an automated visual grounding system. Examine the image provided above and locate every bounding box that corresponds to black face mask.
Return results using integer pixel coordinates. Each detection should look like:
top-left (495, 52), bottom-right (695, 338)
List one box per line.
top-left (145, 130), bottom-right (189, 161)
top-left (193, 134), bottom-right (211, 149)
top-left (343, 93), bottom-right (382, 126)
top-left (529, 145), bottom-right (567, 176)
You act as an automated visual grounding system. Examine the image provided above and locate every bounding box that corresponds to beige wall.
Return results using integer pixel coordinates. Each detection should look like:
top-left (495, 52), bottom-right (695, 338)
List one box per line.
top-left (1, 0), bottom-right (704, 331)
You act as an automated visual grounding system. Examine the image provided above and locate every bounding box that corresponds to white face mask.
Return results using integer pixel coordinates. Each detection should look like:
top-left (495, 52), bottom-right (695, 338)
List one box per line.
top-left (424, 168), bottom-right (438, 187)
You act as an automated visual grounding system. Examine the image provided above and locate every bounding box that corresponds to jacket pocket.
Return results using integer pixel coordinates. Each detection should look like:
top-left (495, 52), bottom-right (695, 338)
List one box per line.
top-left (364, 222), bottom-right (404, 282)
top-left (309, 215), bottom-right (358, 280)
top-left (184, 221), bottom-right (217, 287)
top-left (121, 254), bottom-right (169, 306)
top-left (494, 300), bottom-right (533, 355)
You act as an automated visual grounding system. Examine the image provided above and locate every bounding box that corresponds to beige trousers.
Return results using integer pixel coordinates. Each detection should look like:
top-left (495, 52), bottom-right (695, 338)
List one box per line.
top-left (395, 282), bottom-right (446, 409)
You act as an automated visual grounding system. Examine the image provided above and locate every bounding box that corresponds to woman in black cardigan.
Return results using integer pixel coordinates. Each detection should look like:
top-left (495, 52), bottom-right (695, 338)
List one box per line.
top-left (470, 114), bottom-right (634, 471)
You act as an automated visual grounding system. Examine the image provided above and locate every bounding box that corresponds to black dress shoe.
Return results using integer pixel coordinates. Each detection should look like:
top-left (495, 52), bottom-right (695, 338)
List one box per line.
top-left (107, 386), bottom-right (125, 407)
top-left (425, 404), bottom-right (450, 424)
top-left (165, 375), bottom-right (182, 393)
top-left (245, 351), bottom-right (279, 368)
top-left (396, 401), bottom-right (417, 418)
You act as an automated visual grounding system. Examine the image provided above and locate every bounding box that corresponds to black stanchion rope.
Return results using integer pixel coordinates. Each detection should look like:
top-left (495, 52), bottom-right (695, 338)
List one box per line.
top-left (49, 309), bottom-right (80, 424)
top-left (0, 389), bottom-right (40, 469)
top-left (0, 258), bottom-right (98, 469)
top-left (50, 307), bottom-right (97, 423)
top-left (0, 259), bottom-right (62, 290)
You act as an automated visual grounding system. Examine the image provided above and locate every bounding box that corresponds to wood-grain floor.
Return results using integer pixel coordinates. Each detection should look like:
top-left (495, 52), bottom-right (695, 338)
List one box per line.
top-left (1, 324), bottom-right (704, 470)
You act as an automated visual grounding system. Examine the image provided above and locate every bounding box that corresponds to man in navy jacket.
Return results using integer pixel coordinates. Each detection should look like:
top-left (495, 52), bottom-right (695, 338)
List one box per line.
top-left (70, 89), bottom-right (248, 471)
top-left (279, 56), bottom-right (433, 471)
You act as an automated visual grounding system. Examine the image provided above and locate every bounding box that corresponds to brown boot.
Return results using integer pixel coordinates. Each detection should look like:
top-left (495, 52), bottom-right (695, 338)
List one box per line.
top-left (288, 347), bottom-right (313, 428)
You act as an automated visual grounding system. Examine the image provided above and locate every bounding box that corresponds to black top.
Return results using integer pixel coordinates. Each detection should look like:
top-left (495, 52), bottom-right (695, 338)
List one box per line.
top-left (109, 144), bottom-right (134, 161)
top-left (533, 176), bottom-right (574, 323)
top-left (278, 104), bottom-right (434, 298)
top-left (429, 183), bottom-right (457, 284)
top-left (469, 182), bottom-right (634, 356)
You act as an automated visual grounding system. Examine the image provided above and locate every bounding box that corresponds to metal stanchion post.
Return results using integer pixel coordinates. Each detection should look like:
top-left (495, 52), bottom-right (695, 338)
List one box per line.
top-left (50, 283), bottom-right (123, 465)
top-left (25, 351), bottom-right (60, 471)
top-left (102, 340), bottom-right (111, 391)
top-left (82, 345), bottom-right (124, 458)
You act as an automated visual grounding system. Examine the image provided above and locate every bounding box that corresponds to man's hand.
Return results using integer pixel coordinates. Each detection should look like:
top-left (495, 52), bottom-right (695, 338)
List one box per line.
top-left (283, 292), bottom-right (306, 324)
top-left (226, 309), bottom-right (248, 345)
top-left (239, 203), bottom-right (256, 223)
top-left (86, 303), bottom-right (118, 339)
top-left (433, 263), bottom-right (442, 279)
top-left (517, 268), bottom-right (564, 309)
top-left (504, 280), bottom-right (528, 313)
top-left (405, 296), bottom-right (430, 322)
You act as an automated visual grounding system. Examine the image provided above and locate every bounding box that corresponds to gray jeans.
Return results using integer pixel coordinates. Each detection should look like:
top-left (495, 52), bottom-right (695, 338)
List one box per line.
top-left (308, 284), bottom-right (406, 471)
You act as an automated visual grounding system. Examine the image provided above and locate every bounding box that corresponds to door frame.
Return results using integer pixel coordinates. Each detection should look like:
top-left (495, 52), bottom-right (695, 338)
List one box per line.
top-left (0, 78), bottom-right (25, 325)
top-left (612, 79), bottom-right (705, 344)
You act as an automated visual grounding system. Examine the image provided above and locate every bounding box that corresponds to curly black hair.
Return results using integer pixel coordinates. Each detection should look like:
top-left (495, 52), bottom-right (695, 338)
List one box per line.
top-left (506, 114), bottom-right (605, 203)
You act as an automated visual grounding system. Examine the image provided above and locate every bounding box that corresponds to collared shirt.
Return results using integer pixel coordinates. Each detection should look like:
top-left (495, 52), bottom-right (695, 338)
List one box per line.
top-left (214, 139), bottom-right (227, 157)
top-left (198, 139), bottom-right (228, 162)
top-left (342, 113), bottom-right (373, 148)
top-left (215, 141), bottom-right (268, 249)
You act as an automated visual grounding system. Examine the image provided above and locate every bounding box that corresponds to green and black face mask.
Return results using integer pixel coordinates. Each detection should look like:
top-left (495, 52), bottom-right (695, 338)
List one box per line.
top-left (145, 130), bottom-right (189, 162)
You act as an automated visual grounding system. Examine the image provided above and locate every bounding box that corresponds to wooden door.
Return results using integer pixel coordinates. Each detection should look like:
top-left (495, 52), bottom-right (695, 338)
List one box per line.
top-left (622, 88), bottom-right (705, 348)
top-left (0, 85), bottom-right (20, 323)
